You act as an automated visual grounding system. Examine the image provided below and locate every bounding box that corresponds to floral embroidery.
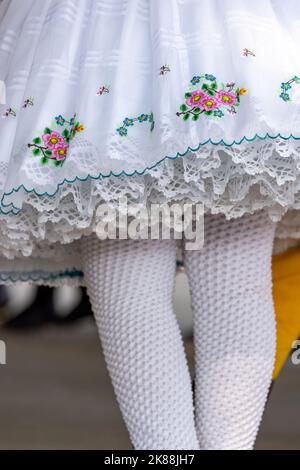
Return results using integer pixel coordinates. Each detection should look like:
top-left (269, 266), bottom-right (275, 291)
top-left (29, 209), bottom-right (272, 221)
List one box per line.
top-left (177, 74), bottom-right (246, 121)
top-left (28, 113), bottom-right (84, 166)
top-left (159, 65), bottom-right (171, 75)
top-left (55, 115), bottom-right (66, 126)
top-left (243, 48), bottom-right (255, 57)
top-left (22, 97), bottom-right (34, 109)
top-left (117, 112), bottom-right (155, 137)
top-left (204, 74), bottom-right (216, 81)
top-left (76, 124), bottom-right (85, 133)
top-left (2, 107), bottom-right (17, 118)
top-left (2, 96), bottom-right (34, 118)
top-left (279, 76), bottom-right (300, 102)
top-left (96, 85), bottom-right (110, 96)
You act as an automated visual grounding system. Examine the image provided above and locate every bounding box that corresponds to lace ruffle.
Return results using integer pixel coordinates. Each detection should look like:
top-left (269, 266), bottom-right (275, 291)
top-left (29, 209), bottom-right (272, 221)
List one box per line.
top-left (1, 136), bottom-right (300, 263)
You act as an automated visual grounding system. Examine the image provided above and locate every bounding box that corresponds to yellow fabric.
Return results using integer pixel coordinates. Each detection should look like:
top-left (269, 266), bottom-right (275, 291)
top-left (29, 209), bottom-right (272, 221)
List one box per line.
top-left (272, 246), bottom-right (300, 379)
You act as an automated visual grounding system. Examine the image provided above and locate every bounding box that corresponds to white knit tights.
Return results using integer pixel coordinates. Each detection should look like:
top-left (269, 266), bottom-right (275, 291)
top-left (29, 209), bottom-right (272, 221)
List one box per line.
top-left (81, 210), bottom-right (276, 450)
top-left (184, 210), bottom-right (276, 450)
top-left (82, 237), bottom-right (199, 450)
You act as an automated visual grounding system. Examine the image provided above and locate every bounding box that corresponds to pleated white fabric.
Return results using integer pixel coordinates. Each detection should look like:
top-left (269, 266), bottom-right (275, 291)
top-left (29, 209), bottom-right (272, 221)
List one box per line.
top-left (1, 0), bottom-right (300, 282)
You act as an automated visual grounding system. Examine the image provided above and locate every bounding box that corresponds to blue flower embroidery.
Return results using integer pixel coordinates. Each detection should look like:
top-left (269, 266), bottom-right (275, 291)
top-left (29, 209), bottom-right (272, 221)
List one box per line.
top-left (279, 76), bottom-right (300, 102)
top-left (123, 117), bottom-right (135, 127)
top-left (280, 92), bottom-right (290, 102)
top-left (205, 74), bottom-right (216, 81)
top-left (213, 109), bottom-right (224, 118)
top-left (191, 76), bottom-right (201, 85)
top-left (55, 115), bottom-right (66, 126)
top-left (117, 112), bottom-right (154, 137)
top-left (281, 82), bottom-right (292, 91)
top-left (138, 114), bottom-right (148, 123)
top-left (117, 126), bottom-right (128, 136)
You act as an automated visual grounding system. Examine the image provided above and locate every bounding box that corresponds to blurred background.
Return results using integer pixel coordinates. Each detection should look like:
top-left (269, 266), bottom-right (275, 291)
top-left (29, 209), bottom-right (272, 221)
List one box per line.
top-left (0, 272), bottom-right (299, 450)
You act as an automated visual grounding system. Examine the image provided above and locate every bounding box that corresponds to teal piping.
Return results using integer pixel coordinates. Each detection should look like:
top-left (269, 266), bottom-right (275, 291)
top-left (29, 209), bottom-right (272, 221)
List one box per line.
top-left (0, 269), bottom-right (84, 283)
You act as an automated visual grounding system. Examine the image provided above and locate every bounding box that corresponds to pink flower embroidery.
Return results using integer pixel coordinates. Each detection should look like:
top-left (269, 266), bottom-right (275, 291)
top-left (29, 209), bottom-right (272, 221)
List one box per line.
top-left (199, 95), bottom-right (220, 111)
top-left (216, 90), bottom-right (237, 106)
top-left (177, 74), bottom-right (244, 122)
top-left (53, 143), bottom-right (69, 161)
top-left (42, 131), bottom-right (64, 150)
top-left (29, 113), bottom-right (84, 167)
top-left (186, 90), bottom-right (207, 108)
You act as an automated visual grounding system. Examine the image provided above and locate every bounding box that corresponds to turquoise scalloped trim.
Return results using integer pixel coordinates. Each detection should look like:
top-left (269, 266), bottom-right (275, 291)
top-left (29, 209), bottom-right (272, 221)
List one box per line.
top-left (1, 132), bottom-right (300, 215)
top-left (0, 269), bottom-right (84, 283)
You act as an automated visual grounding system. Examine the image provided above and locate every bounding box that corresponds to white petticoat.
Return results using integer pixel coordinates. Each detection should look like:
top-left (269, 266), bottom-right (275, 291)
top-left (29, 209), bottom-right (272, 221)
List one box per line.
top-left (1, 0), bottom-right (300, 284)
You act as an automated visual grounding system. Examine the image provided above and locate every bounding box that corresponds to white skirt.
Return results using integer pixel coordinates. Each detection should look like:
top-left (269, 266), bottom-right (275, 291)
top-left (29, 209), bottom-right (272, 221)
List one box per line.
top-left (1, 0), bottom-right (300, 284)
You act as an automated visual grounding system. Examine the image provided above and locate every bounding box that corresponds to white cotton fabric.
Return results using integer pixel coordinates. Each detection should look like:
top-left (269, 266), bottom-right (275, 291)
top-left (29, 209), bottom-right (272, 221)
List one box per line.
top-left (1, 0), bottom-right (300, 281)
top-left (0, 80), bottom-right (5, 104)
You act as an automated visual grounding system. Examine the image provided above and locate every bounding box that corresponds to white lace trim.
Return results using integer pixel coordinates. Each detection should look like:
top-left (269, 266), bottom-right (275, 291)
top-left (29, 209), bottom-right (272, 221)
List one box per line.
top-left (1, 137), bottom-right (300, 261)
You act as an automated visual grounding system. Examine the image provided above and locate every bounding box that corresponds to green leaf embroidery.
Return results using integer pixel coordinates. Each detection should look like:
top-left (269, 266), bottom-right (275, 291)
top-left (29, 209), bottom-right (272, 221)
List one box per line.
top-left (183, 114), bottom-right (190, 121)
top-left (44, 149), bottom-right (52, 157)
top-left (193, 107), bottom-right (201, 114)
top-left (33, 137), bottom-right (41, 144)
top-left (32, 148), bottom-right (41, 156)
top-left (44, 127), bottom-right (52, 134)
top-left (41, 156), bottom-right (48, 165)
top-left (180, 104), bottom-right (188, 112)
top-left (62, 129), bottom-right (70, 139)
top-left (192, 114), bottom-right (199, 121)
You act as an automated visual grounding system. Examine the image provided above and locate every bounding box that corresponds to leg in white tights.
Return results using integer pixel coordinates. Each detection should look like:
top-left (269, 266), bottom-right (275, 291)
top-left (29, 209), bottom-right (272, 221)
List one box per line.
top-left (81, 236), bottom-right (199, 450)
top-left (184, 211), bottom-right (276, 450)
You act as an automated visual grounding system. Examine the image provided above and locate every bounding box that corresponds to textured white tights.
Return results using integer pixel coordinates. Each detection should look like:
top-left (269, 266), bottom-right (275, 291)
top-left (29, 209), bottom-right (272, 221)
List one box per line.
top-left (82, 237), bottom-right (199, 450)
top-left (184, 211), bottom-right (276, 450)
top-left (81, 210), bottom-right (276, 450)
